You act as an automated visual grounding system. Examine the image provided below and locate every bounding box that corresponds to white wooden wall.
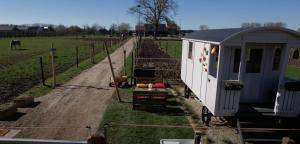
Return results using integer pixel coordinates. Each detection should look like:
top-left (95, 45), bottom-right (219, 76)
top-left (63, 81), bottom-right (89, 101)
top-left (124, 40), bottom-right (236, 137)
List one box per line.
top-left (181, 29), bottom-right (300, 117)
top-left (181, 40), bottom-right (219, 115)
top-left (275, 88), bottom-right (300, 117)
top-left (180, 40), bottom-right (188, 82)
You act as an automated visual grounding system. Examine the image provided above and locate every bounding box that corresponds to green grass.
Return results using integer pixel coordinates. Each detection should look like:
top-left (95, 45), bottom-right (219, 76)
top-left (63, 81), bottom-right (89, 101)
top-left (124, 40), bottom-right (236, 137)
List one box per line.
top-left (23, 42), bottom-right (122, 98)
top-left (0, 36), bottom-right (124, 103)
top-left (286, 65), bottom-right (300, 80)
top-left (97, 51), bottom-right (194, 144)
top-left (159, 40), bottom-right (182, 60)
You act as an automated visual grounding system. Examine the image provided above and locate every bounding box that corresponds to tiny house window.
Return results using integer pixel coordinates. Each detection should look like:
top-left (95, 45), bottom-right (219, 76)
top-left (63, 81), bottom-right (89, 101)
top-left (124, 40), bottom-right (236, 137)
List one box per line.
top-left (233, 48), bottom-right (241, 73)
top-left (272, 48), bottom-right (281, 70)
top-left (209, 45), bottom-right (219, 77)
top-left (246, 49), bottom-right (263, 73)
top-left (188, 42), bottom-right (193, 59)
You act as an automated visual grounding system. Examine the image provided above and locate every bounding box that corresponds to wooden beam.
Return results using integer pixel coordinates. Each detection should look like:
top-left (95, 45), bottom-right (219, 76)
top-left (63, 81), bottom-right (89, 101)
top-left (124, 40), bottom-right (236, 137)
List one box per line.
top-left (104, 41), bottom-right (122, 103)
top-left (238, 39), bottom-right (246, 81)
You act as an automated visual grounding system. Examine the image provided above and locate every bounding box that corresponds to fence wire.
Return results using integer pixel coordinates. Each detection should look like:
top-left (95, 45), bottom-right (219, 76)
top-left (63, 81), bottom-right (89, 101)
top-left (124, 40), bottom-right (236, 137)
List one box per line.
top-left (0, 37), bottom-right (124, 103)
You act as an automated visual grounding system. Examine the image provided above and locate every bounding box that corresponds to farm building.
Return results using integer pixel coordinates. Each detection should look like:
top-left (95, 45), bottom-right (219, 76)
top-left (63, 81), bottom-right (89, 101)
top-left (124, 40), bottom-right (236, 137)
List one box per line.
top-left (135, 24), bottom-right (172, 36)
top-left (180, 27), bottom-right (300, 123)
top-left (0, 25), bottom-right (18, 32)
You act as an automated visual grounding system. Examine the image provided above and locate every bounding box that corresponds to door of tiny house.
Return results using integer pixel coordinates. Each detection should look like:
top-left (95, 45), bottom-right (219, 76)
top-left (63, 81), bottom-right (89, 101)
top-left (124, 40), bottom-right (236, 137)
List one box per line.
top-left (239, 43), bottom-right (283, 103)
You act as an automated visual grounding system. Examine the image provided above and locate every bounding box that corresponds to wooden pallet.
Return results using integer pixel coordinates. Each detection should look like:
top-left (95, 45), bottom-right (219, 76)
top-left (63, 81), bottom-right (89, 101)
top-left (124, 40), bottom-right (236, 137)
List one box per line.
top-left (133, 87), bottom-right (168, 110)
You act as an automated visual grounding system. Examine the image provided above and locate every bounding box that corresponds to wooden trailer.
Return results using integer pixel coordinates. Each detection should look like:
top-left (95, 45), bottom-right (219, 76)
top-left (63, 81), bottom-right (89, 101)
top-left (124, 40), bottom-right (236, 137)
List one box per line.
top-left (180, 27), bottom-right (300, 124)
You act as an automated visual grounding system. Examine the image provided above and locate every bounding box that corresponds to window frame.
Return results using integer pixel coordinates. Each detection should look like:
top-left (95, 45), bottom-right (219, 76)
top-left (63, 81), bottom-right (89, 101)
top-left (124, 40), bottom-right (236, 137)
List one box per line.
top-left (188, 41), bottom-right (194, 60)
top-left (246, 48), bottom-right (264, 73)
top-left (208, 44), bottom-right (219, 78)
top-left (272, 47), bottom-right (281, 71)
top-left (232, 48), bottom-right (241, 73)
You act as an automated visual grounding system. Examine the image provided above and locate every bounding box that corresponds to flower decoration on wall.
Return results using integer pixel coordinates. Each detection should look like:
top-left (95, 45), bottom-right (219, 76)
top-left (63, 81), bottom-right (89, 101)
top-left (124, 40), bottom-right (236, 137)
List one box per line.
top-left (202, 47), bottom-right (209, 72)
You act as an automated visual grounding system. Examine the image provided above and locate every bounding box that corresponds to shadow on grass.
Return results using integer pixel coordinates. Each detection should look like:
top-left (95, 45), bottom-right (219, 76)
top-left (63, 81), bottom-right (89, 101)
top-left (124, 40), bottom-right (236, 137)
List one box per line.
top-left (150, 106), bottom-right (186, 116)
top-left (0, 112), bottom-right (25, 121)
top-left (133, 95), bottom-right (187, 116)
top-left (26, 101), bottom-right (41, 108)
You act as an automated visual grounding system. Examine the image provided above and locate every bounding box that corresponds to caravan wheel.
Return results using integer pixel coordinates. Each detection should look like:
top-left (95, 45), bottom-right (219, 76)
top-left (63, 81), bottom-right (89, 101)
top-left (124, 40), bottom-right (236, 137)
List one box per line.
top-left (184, 85), bottom-right (191, 98)
top-left (201, 106), bottom-right (212, 126)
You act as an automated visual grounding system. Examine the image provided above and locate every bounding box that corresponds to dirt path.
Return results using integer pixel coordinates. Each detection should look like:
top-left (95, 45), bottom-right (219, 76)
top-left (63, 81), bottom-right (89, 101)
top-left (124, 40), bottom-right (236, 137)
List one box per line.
top-left (0, 38), bottom-right (135, 141)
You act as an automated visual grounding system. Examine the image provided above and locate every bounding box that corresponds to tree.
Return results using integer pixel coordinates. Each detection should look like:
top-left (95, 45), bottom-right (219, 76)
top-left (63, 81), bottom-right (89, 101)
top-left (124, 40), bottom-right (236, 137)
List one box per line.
top-left (263, 22), bottom-right (286, 28)
top-left (109, 24), bottom-right (118, 35)
top-left (118, 23), bottom-right (131, 34)
top-left (68, 25), bottom-right (82, 34)
top-left (241, 22), bottom-right (261, 28)
top-left (199, 25), bottom-right (209, 30)
top-left (99, 27), bottom-right (109, 35)
top-left (55, 25), bottom-right (68, 33)
top-left (129, 0), bottom-right (178, 39)
top-left (83, 24), bottom-right (97, 34)
top-left (91, 24), bottom-right (101, 32)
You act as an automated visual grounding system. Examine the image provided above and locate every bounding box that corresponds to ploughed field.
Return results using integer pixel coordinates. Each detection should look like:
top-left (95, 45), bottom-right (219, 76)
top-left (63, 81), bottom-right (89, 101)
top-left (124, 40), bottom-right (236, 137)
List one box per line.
top-left (0, 36), bottom-right (122, 103)
top-left (135, 39), bottom-right (181, 80)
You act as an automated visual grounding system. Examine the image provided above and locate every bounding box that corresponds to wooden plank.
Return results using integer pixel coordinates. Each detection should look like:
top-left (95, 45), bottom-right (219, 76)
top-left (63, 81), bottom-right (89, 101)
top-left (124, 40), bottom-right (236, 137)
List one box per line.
top-left (220, 88), bottom-right (225, 111)
top-left (0, 129), bottom-right (9, 136)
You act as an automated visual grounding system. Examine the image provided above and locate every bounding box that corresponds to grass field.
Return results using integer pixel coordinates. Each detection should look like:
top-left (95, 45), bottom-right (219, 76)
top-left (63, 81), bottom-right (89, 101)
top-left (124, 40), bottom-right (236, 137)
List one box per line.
top-left (286, 65), bottom-right (300, 80)
top-left (0, 36), bottom-right (124, 103)
top-left (159, 40), bottom-right (182, 60)
top-left (98, 51), bottom-right (194, 144)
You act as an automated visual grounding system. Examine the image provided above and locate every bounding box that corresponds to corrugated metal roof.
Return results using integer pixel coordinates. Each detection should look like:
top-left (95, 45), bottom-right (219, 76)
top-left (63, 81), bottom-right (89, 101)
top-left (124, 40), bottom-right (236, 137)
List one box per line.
top-left (184, 28), bottom-right (247, 42)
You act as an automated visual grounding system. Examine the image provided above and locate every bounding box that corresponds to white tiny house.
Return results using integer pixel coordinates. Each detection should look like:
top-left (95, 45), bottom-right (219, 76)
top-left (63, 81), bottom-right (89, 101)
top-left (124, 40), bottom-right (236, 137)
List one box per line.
top-left (181, 27), bottom-right (300, 122)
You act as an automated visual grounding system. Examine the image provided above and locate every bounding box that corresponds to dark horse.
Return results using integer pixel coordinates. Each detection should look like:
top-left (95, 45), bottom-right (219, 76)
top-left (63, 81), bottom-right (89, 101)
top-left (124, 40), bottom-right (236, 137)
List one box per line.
top-left (10, 40), bottom-right (22, 49)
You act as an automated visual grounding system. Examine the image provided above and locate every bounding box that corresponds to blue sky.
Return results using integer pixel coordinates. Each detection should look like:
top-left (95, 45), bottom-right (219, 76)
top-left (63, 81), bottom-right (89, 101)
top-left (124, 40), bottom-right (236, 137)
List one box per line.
top-left (0, 0), bottom-right (299, 30)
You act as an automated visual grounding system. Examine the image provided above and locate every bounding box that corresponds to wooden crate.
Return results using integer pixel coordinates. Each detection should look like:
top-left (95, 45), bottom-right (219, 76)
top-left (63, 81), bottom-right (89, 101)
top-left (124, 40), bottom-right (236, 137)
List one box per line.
top-left (133, 87), bottom-right (168, 110)
top-left (135, 77), bottom-right (163, 84)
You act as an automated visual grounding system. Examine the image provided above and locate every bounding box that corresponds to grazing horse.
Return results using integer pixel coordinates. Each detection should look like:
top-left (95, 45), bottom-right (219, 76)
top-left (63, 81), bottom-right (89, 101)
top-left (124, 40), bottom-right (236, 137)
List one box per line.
top-left (10, 40), bottom-right (22, 50)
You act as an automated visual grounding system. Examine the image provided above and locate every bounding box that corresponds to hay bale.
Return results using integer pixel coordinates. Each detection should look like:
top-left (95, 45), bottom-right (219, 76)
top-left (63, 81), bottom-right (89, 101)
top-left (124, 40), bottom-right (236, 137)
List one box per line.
top-left (14, 95), bottom-right (34, 108)
top-left (0, 103), bottom-right (17, 120)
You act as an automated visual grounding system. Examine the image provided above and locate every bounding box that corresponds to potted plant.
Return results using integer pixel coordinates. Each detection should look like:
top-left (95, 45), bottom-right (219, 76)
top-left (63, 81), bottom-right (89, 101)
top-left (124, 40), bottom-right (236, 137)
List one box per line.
top-left (223, 80), bottom-right (243, 91)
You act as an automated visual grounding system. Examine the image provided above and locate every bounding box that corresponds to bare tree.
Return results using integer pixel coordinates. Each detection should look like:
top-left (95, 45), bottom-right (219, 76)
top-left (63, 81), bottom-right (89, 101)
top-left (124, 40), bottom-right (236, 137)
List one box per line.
top-left (118, 23), bottom-right (131, 34)
top-left (263, 22), bottom-right (286, 27)
top-left (241, 22), bottom-right (262, 28)
top-left (199, 25), bottom-right (209, 30)
top-left (92, 24), bottom-right (101, 32)
top-left (109, 24), bottom-right (118, 35)
top-left (99, 26), bottom-right (109, 35)
top-left (129, 0), bottom-right (178, 39)
top-left (55, 25), bottom-right (68, 34)
top-left (68, 25), bottom-right (82, 34)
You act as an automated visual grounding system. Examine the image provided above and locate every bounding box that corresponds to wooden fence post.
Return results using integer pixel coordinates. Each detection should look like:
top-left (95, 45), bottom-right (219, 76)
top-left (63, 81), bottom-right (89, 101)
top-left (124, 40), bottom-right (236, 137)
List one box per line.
top-left (159, 40), bottom-right (161, 49)
top-left (104, 42), bottom-right (122, 103)
top-left (76, 46), bottom-right (79, 68)
top-left (123, 49), bottom-right (126, 75)
top-left (130, 49), bottom-right (135, 86)
top-left (90, 43), bottom-right (93, 64)
top-left (166, 42), bottom-right (168, 54)
top-left (39, 57), bottom-right (45, 86)
top-left (92, 42), bottom-right (95, 63)
top-left (50, 43), bottom-right (56, 88)
top-left (174, 44), bottom-right (177, 58)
